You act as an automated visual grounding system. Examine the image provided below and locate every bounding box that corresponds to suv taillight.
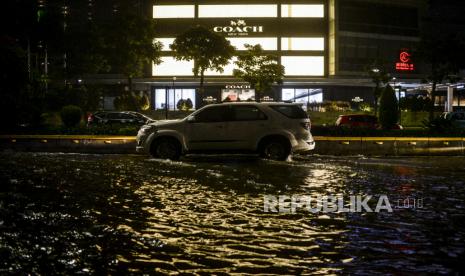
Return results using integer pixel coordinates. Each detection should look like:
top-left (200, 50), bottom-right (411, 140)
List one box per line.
top-left (301, 122), bottom-right (311, 130)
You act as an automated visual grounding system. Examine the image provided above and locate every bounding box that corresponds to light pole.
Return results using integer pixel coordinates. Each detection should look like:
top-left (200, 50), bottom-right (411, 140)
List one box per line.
top-left (393, 77), bottom-right (401, 124)
top-left (172, 77), bottom-right (176, 111)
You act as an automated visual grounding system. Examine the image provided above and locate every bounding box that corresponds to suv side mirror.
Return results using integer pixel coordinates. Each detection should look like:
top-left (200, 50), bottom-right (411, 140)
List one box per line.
top-left (187, 115), bottom-right (196, 123)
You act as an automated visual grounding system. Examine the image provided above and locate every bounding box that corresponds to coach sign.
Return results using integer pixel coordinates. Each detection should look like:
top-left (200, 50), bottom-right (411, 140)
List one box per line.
top-left (213, 20), bottom-right (264, 36)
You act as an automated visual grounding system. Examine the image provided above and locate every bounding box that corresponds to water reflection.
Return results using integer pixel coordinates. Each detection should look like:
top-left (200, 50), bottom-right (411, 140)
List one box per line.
top-left (0, 153), bottom-right (464, 274)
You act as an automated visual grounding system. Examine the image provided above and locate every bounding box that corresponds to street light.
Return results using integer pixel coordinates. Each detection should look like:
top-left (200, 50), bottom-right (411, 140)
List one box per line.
top-left (392, 77), bottom-right (402, 125)
top-left (172, 77), bottom-right (177, 111)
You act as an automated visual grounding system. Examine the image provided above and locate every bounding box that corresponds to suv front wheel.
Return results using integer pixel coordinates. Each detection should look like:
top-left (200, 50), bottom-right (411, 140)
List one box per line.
top-left (259, 138), bottom-right (291, 161)
top-left (150, 138), bottom-right (182, 160)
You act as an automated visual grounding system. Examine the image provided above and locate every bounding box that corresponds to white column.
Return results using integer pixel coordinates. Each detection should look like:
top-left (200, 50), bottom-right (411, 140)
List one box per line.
top-left (446, 86), bottom-right (454, 112)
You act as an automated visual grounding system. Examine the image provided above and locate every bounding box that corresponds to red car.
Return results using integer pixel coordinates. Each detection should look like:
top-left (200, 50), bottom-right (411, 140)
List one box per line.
top-left (335, 115), bottom-right (403, 129)
top-left (336, 115), bottom-right (379, 129)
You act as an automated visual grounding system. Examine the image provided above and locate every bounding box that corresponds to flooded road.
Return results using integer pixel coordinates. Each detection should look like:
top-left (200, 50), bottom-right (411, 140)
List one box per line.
top-left (1, 152), bottom-right (464, 274)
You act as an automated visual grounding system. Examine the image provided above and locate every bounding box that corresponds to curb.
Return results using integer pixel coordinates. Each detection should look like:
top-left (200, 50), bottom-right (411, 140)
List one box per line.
top-left (1, 135), bottom-right (464, 156)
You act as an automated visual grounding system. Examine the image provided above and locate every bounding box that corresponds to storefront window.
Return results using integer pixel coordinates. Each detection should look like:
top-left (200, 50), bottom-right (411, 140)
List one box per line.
top-left (155, 38), bottom-right (175, 51)
top-left (221, 89), bottom-right (255, 102)
top-left (282, 88), bottom-right (323, 108)
top-left (281, 37), bottom-right (325, 51)
top-left (281, 56), bottom-right (325, 76)
top-left (153, 57), bottom-right (194, 76)
top-left (154, 89), bottom-right (196, 110)
top-left (199, 5), bottom-right (277, 18)
top-left (204, 57), bottom-right (237, 76)
top-left (153, 5), bottom-right (195, 18)
top-left (227, 37), bottom-right (278, 51)
top-left (281, 4), bottom-right (324, 18)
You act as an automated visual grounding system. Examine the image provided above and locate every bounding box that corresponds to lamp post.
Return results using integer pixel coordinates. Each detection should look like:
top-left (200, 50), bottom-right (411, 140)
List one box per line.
top-left (393, 77), bottom-right (401, 124)
top-left (172, 77), bottom-right (177, 111)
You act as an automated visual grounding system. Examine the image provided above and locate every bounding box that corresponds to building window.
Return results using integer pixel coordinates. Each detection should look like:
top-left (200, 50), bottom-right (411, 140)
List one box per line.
top-left (281, 56), bottom-right (325, 76)
top-left (154, 89), bottom-right (196, 110)
top-left (153, 5), bottom-right (195, 18)
top-left (221, 88), bottom-right (255, 102)
top-left (204, 57), bottom-right (238, 76)
top-left (155, 38), bottom-right (175, 51)
top-left (281, 4), bottom-right (324, 18)
top-left (282, 88), bottom-right (323, 108)
top-left (198, 5), bottom-right (278, 18)
top-left (227, 37), bottom-right (278, 51)
top-left (281, 37), bottom-right (325, 51)
top-left (153, 57), bottom-right (194, 76)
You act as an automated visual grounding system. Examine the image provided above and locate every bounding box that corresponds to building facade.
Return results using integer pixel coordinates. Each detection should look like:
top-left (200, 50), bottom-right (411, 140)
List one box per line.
top-left (143, 0), bottom-right (463, 111)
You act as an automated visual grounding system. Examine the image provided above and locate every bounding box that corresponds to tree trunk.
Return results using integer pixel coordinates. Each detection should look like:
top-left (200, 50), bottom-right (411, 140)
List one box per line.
top-left (429, 81), bottom-right (437, 121)
top-left (253, 83), bottom-right (260, 102)
top-left (373, 83), bottom-right (380, 116)
top-left (199, 69), bottom-right (205, 97)
top-left (128, 76), bottom-right (139, 112)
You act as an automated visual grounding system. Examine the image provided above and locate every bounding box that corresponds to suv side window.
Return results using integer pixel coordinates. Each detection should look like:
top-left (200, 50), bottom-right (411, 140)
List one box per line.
top-left (119, 113), bottom-right (135, 120)
top-left (107, 113), bottom-right (120, 119)
top-left (195, 106), bottom-right (231, 123)
top-left (270, 105), bottom-right (308, 119)
top-left (231, 106), bottom-right (267, 121)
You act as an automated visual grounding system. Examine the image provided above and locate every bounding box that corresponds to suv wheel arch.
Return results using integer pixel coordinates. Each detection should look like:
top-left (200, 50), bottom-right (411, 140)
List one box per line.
top-left (257, 135), bottom-right (292, 161)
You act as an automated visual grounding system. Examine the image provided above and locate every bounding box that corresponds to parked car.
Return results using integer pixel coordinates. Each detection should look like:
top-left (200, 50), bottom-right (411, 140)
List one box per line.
top-left (335, 114), bottom-right (403, 129)
top-left (136, 102), bottom-right (315, 161)
top-left (335, 114), bottom-right (379, 129)
top-left (87, 111), bottom-right (154, 126)
top-left (441, 111), bottom-right (465, 128)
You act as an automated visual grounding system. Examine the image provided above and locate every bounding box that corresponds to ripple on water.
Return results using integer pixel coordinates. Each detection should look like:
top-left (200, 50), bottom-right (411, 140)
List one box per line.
top-left (0, 153), bottom-right (464, 274)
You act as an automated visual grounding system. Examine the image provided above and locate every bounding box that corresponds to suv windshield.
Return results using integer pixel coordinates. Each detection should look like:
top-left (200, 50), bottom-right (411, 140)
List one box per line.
top-left (270, 105), bottom-right (308, 119)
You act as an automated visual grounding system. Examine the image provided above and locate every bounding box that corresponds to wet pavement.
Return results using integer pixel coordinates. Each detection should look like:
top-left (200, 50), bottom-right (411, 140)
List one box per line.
top-left (0, 152), bottom-right (464, 274)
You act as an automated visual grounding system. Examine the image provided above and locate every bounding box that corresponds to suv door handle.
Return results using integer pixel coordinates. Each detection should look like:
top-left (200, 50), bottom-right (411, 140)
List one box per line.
top-left (215, 125), bottom-right (224, 128)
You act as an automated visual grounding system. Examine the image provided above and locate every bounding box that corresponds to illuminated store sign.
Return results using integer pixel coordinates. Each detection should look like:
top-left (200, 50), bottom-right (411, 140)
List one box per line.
top-left (213, 20), bottom-right (263, 36)
top-left (225, 84), bottom-right (251, 89)
top-left (396, 50), bottom-right (415, 71)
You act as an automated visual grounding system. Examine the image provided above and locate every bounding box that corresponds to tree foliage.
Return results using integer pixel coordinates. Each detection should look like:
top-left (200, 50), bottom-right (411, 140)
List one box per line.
top-left (368, 65), bottom-right (391, 116)
top-left (102, 6), bottom-right (162, 110)
top-left (233, 44), bottom-right (285, 101)
top-left (378, 85), bottom-right (399, 129)
top-left (418, 0), bottom-right (465, 120)
top-left (64, 24), bottom-right (109, 79)
top-left (170, 26), bottom-right (235, 92)
top-left (60, 105), bottom-right (82, 127)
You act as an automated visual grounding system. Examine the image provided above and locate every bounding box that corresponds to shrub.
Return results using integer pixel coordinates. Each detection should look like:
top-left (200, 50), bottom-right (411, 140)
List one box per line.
top-left (379, 85), bottom-right (399, 129)
top-left (176, 98), bottom-right (194, 111)
top-left (423, 116), bottom-right (454, 133)
top-left (60, 105), bottom-right (82, 127)
top-left (399, 96), bottom-right (431, 111)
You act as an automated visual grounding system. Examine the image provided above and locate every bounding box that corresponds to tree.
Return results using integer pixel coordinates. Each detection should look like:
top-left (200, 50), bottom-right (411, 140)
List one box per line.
top-left (64, 24), bottom-right (109, 80)
top-left (103, 7), bottom-right (162, 111)
top-left (233, 44), bottom-right (285, 101)
top-left (368, 66), bottom-right (391, 116)
top-left (170, 26), bottom-right (235, 94)
top-left (378, 85), bottom-right (399, 129)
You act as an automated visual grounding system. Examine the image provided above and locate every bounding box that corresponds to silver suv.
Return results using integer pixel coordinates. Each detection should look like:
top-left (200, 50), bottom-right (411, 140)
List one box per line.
top-left (136, 102), bottom-right (315, 161)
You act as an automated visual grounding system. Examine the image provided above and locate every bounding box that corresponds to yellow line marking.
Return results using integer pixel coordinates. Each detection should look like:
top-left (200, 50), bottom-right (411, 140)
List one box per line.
top-left (0, 135), bottom-right (136, 141)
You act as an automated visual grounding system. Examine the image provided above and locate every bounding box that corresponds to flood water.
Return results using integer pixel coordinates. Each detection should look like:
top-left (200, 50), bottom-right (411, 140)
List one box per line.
top-left (0, 152), bottom-right (464, 274)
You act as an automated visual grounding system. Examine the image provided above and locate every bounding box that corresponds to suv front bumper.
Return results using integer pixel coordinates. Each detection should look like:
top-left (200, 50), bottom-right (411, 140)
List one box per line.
top-left (293, 139), bottom-right (316, 152)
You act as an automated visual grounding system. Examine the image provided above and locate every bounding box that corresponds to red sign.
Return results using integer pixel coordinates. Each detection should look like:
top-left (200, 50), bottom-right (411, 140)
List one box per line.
top-left (396, 50), bottom-right (415, 71)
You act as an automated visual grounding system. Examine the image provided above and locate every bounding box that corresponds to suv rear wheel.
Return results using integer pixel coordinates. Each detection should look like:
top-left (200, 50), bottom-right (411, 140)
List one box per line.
top-left (259, 138), bottom-right (291, 161)
top-left (150, 138), bottom-right (181, 160)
